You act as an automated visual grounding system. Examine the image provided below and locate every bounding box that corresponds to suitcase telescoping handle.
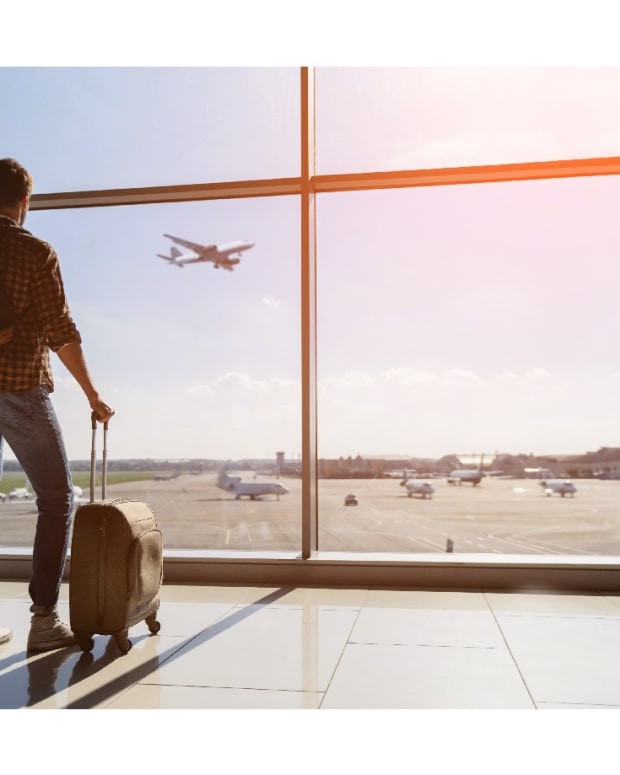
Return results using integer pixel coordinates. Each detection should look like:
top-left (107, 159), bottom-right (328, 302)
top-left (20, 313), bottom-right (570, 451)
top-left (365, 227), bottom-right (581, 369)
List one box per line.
top-left (89, 411), bottom-right (109, 503)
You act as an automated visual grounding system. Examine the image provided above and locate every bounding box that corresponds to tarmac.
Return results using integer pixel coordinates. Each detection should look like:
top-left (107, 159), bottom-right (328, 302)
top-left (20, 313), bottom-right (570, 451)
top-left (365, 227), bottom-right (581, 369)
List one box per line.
top-left (1, 473), bottom-right (619, 555)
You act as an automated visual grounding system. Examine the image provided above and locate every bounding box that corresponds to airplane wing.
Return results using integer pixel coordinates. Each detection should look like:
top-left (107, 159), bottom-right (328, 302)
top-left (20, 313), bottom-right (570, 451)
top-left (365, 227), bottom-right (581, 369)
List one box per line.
top-left (163, 234), bottom-right (216, 254)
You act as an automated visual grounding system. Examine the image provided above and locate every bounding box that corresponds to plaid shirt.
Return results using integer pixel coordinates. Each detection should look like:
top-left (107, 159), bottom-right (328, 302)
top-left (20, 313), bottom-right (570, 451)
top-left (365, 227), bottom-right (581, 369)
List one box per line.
top-left (0, 214), bottom-right (81, 393)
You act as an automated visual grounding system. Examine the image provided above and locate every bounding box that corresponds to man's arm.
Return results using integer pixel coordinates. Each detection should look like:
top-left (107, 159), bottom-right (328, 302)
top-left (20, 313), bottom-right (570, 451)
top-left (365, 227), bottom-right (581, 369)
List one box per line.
top-left (56, 341), bottom-right (115, 423)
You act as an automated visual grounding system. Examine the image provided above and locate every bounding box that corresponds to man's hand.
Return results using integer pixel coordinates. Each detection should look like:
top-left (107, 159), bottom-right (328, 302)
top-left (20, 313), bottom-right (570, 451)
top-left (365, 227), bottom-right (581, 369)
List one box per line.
top-left (90, 397), bottom-right (115, 423)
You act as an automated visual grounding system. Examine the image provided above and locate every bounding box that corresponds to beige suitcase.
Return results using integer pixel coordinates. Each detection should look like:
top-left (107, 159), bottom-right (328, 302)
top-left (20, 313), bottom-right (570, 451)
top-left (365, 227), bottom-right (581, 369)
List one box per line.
top-left (69, 415), bottom-right (163, 654)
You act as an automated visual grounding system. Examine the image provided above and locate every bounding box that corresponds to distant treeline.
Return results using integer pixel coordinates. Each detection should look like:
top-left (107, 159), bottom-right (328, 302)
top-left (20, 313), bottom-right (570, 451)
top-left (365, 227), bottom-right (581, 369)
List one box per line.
top-left (3, 449), bottom-right (619, 481)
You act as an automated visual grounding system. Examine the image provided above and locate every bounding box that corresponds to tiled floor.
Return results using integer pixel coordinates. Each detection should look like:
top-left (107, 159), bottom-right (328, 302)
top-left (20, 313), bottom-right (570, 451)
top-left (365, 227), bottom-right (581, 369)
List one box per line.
top-left (2, 580), bottom-right (620, 709)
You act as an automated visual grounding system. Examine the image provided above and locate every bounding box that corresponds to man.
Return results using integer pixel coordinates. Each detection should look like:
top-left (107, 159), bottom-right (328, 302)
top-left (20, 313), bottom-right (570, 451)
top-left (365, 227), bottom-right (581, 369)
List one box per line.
top-left (0, 158), bottom-right (114, 652)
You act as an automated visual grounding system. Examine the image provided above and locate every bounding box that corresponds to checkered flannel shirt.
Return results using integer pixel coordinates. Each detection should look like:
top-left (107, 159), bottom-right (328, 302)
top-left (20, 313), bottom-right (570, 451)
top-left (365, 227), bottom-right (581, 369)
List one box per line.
top-left (0, 215), bottom-right (81, 393)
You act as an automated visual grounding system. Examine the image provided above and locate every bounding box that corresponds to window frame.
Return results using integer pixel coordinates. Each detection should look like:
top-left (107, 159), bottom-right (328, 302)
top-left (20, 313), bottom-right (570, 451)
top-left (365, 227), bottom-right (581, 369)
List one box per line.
top-left (3, 67), bottom-right (620, 590)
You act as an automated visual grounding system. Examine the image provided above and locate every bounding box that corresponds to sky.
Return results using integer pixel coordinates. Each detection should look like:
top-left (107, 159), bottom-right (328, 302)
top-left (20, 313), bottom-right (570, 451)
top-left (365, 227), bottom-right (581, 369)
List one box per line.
top-left (1, 11), bottom-right (619, 463)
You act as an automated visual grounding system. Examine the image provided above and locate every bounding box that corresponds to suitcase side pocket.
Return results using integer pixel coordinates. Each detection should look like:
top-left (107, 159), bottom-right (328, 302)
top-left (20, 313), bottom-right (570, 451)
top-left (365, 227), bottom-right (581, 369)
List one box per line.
top-left (126, 528), bottom-right (163, 624)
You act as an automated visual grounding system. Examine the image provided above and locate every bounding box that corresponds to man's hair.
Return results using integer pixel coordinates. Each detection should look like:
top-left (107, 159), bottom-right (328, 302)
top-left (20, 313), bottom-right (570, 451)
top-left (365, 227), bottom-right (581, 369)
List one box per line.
top-left (0, 158), bottom-right (33, 207)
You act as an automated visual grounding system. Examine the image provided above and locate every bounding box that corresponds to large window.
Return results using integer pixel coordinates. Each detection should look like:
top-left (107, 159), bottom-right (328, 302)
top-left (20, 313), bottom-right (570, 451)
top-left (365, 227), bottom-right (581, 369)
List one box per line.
top-left (1, 66), bottom-right (619, 574)
top-left (2, 199), bottom-right (302, 552)
top-left (316, 176), bottom-right (620, 554)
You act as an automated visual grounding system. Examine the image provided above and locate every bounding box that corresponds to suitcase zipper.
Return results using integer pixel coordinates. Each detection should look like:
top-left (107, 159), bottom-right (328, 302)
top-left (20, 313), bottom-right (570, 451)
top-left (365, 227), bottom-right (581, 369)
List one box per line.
top-left (97, 515), bottom-right (107, 623)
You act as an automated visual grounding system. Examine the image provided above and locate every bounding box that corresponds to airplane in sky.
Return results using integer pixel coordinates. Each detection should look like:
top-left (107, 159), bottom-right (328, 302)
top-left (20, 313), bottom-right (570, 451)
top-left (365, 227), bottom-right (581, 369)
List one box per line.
top-left (157, 235), bottom-right (255, 270)
top-left (447, 454), bottom-right (486, 486)
top-left (216, 471), bottom-right (290, 501)
top-left (540, 479), bottom-right (577, 497)
top-left (402, 478), bottom-right (435, 499)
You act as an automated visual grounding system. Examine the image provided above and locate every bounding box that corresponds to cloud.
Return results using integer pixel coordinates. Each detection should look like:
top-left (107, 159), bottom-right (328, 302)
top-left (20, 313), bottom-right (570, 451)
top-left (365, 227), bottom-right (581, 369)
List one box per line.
top-left (320, 365), bottom-right (563, 398)
top-left (320, 371), bottom-right (376, 390)
top-left (383, 366), bottom-right (481, 386)
top-left (189, 366), bottom-right (560, 403)
top-left (187, 371), bottom-right (299, 396)
top-left (443, 368), bottom-right (482, 385)
top-left (213, 372), bottom-right (266, 392)
top-left (261, 294), bottom-right (281, 309)
top-left (186, 383), bottom-right (216, 396)
top-left (491, 370), bottom-right (520, 382)
top-left (390, 129), bottom-right (576, 170)
top-left (523, 367), bottom-right (551, 382)
top-left (383, 367), bottom-right (439, 385)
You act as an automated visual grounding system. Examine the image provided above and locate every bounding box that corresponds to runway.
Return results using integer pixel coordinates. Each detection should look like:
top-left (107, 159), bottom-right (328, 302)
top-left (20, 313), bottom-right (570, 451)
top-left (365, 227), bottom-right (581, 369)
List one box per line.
top-left (1, 473), bottom-right (619, 556)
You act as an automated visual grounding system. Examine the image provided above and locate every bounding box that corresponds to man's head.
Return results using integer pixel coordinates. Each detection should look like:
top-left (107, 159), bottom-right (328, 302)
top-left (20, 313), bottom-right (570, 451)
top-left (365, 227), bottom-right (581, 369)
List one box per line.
top-left (0, 158), bottom-right (33, 225)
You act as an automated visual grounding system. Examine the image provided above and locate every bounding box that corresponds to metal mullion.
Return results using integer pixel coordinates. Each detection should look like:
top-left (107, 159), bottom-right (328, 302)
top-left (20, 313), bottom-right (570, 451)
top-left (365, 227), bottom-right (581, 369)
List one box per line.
top-left (312, 156), bottom-right (620, 193)
top-left (29, 158), bottom-right (620, 212)
top-left (29, 178), bottom-right (302, 211)
top-left (300, 66), bottom-right (318, 559)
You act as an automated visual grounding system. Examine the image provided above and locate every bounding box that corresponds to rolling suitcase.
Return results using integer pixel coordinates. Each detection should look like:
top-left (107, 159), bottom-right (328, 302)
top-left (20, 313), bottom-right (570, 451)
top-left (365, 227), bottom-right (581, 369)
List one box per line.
top-left (69, 413), bottom-right (163, 654)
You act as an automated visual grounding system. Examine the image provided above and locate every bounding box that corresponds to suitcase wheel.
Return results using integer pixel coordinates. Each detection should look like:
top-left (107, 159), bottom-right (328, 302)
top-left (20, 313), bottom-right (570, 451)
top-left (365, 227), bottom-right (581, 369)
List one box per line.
top-left (146, 615), bottom-right (161, 635)
top-left (76, 634), bottom-right (95, 653)
top-left (114, 630), bottom-right (133, 655)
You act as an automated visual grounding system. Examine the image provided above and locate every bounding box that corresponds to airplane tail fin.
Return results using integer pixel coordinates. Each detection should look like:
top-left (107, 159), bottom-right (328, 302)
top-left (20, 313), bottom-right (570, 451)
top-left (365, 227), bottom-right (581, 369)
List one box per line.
top-left (216, 470), bottom-right (238, 493)
top-left (156, 246), bottom-right (183, 266)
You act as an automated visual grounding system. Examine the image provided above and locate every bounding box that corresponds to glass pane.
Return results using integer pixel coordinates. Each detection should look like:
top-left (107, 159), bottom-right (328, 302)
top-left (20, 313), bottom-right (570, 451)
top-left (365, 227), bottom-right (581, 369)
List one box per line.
top-left (317, 175), bottom-right (620, 554)
top-left (0, 198), bottom-right (301, 552)
top-left (316, 67), bottom-right (620, 174)
top-left (0, 67), bottom-right (299, 191)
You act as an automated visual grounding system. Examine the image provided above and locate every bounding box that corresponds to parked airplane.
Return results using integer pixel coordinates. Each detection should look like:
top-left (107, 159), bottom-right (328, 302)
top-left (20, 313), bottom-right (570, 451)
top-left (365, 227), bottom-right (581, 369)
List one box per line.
top-left (3, 484), bottom-right (84, 504)
top-left (447, 454), bottom-right (486, 486)
top-left (540, 479), bottom-right (577, 497)
top-left (7, 486), bottom-right (34, 500)
top-left (216, 471), bottom-right (290, 500)
top-left (447, 468), bottom-right (486, 485)
top-left (73, 484), bottom-right (88, 505)
top-left (157, 235), bottom-right (255, 271)
top-left (403, 478), bottom-right (435, 499)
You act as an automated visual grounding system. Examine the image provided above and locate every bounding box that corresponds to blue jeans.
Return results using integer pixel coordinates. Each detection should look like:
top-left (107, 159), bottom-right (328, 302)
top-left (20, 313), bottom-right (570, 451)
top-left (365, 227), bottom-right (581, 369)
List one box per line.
top-left (0, 386), bottom-right (74, 608)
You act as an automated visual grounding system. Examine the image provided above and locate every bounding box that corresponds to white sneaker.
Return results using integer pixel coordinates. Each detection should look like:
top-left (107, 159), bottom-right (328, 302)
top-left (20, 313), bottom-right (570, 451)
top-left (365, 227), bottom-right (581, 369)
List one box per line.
top-left (0, 625), bottom-right (12, 645)
top-left (27, 606), bottom-right (77, 653)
